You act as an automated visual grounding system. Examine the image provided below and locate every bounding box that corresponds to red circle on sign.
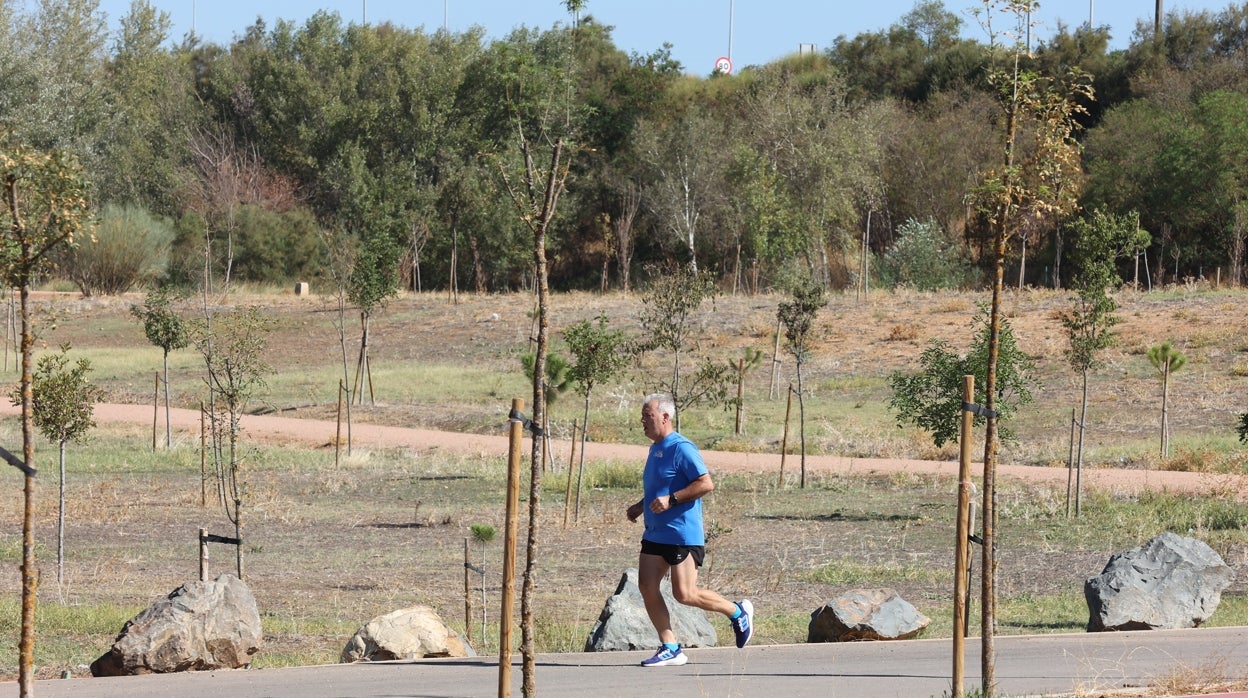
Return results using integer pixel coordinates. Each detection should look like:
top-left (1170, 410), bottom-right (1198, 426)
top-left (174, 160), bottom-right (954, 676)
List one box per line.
top-left (715, 56), bottom-right (733, 74)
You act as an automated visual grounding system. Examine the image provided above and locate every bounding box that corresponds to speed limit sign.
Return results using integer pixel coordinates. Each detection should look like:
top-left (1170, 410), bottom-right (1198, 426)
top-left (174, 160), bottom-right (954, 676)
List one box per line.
top-left (715, 56), bottom-right (733, 74)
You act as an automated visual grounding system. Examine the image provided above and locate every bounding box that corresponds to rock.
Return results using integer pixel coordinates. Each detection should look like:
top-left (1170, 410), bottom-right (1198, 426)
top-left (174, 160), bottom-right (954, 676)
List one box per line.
top-left (341, 606), bottom-right (473, 662)
top-left (808, 589), bottom-right (930, 642)
top-left (1085, 531), bottom-right (1234, 632)
top-left (90, 575), bottom-right (262, 676)
top-left (584, 567), bottom-right (717, 651)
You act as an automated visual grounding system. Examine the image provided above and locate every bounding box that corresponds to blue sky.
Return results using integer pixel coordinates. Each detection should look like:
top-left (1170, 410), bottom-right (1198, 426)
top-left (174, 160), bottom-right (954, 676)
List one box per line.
top-left (93, 1), bottom-right (1231, 74)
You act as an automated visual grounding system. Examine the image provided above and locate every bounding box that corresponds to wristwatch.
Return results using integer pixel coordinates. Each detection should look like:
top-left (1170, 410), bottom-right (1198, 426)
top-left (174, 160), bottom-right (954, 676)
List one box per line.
top-left (670, 492), bottom-right (680, 505)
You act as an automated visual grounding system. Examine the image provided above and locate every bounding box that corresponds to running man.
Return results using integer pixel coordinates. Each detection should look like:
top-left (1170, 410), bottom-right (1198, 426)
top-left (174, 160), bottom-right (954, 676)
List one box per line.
top-left (626, 393), bottom-right (753, 667)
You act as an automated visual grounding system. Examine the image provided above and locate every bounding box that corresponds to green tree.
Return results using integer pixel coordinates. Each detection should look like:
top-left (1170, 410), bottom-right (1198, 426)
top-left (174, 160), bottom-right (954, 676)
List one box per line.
top-left (563, 315), bottom-right (629, 519)
top-left (734, 59), bottom-right (882, 284)
top-left (634, 105), bottom-right (726, 271)
top-left (887, 305), bottom-right (1035, 448)
top-left (486, 22), bottom-right (585, 693)
top-left (18, 344), bottom-right (102, 586)
top-left (1148, 341), bottom-right (1187, 458)
top-left (878, 91), bottom-right (1000, 251)
top-left (191, 305), bottom-right (274, 581)
top-left (130, 286), bottom-right (189, 448)
top-left (2, 0), bottom-right (109, 167)
top-left (346, 232), bottom-right (401, 406)
top-left (97, 0), bottom-right (191, 214)
top-left (776, 278), bottom-right (827, 488)
top-left (1, 143), bottom-right (92, 697)
top-left (1062, 211), bottom-right (1123, 518)
top-left (963, 3), bottom-right (1091, 690)
top-left (829, 0), bottom-right (972, 103)
top-left (637, 263), bottom-right (734, 431)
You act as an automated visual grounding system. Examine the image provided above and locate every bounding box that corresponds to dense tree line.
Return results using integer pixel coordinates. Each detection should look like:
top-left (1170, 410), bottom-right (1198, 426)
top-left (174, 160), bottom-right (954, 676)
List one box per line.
top-left (4, 0), bottom-right (1248, 294)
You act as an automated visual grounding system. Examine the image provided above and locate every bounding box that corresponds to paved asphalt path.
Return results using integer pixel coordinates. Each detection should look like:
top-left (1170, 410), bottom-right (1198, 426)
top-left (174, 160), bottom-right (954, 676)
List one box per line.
top-left (9, 627), bottom-right (1248, 697)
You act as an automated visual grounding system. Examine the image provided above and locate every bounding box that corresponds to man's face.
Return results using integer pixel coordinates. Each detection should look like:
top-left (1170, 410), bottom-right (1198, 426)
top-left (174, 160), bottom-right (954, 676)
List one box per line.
top-left (640, 401), bottom-right (668, 442)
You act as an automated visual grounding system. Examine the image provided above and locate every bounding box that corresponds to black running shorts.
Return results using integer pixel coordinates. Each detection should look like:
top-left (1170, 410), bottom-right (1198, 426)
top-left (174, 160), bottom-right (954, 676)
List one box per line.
top-left (641, 540), bottom-right (706, 567)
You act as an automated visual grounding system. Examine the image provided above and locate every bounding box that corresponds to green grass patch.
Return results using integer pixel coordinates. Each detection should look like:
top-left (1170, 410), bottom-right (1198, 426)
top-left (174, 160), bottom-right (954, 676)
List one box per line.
top-left (806, 560), bottom-right (951, 587)
top-left (544, 460), bottom-right (641, 495)
top-left (0, 598), bottom-right (143, 675)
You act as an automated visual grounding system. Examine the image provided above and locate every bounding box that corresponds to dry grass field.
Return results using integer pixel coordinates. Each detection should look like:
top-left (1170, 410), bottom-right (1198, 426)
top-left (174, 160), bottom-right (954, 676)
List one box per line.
top-left (0, 284), bottom-right (1245, 686)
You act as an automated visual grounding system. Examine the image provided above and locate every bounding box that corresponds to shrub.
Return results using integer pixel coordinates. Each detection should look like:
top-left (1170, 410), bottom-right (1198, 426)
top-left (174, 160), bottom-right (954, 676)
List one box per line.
top-left (879, 218), bottom-right (974, 291)
top-left (232, 205), bottom-right (323, 284)
top-left (64, 204), bottom-right (173, 295)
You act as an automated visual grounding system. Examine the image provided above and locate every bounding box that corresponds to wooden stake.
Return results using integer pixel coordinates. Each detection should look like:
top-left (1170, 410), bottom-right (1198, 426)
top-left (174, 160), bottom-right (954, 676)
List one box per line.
top-left (953, 375), bottom-right (975, 697)
top-left (200, 401), bottom-right (207, 508)
top-left (463, 538), bottom-right (472, 643)
top-left (1065, 408), bottom-right (1076, 517)
top-left (335, 379), bottom-right (344, 468)
top-left (499, 398), bottom-right (524, 698)
top-left (563, 421), bottom-right (577, 529)
top-left (769, 318), bottom-right (782, 400)
top-left (152, 371), bottom-right (159, 451)
top-left (734, 358), bottom-right (745, 435)
top-left (199, 528), bottom-right (208, 582)
top-left (779, 384), bottom-right (793, 488)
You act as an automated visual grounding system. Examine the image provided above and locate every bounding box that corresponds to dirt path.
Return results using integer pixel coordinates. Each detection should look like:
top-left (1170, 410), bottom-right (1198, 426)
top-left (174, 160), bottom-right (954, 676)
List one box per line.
top-left (4, 403), bottom-right (1239, 498)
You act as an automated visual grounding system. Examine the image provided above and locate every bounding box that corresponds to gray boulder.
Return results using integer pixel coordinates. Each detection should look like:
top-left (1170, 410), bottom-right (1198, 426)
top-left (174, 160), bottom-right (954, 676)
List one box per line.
top-left (584, 567), bottom-right (717, 651)
top-left (90, 574), bottom-right (262, 676)
top-left (342, 605), bottom-right (473, 662)
top-left (808, 588), bottom-right (930, 642)
top-left (1085, 531), bottom-right (1234, 632)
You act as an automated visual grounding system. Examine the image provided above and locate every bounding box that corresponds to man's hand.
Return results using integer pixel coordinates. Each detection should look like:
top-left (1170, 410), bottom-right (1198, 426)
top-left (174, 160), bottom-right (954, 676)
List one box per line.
top-left (648, 495), bottom-right (671, 514)
top-left (626, 501), bottom-right (644, 522)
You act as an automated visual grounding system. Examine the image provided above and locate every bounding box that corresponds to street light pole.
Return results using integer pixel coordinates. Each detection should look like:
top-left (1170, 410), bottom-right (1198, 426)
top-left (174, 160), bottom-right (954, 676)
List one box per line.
top-left (728, 0), bottom-right (734, 63)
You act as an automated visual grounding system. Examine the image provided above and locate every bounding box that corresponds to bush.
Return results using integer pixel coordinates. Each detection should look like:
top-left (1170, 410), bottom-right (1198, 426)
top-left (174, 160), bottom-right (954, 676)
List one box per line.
top-left (879, 218), bottom-right (974, 291)
top-left (64, 204), bottom-right (173, 296)
top-left (232, 205), bottom-right (323, 284)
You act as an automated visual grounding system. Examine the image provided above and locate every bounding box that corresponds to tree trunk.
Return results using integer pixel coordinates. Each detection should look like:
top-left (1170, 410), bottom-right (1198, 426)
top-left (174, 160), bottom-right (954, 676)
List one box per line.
top-left (449, 218), bottom-right (459, 305)
top-left (520, 137), bottom-right (569, 697)
top-left (163, 350), bottom-right (173, 448)
top-left (470, 235), bottom-right (486, 294)
top-left (575, 396), bottom-right (591, 523)
top-left (58, 439), bottom-right (67, 586)
top-left (1075, 370), bottom-right (1089, 517)
top-left (354, 313), bottom-right (373, 406)
top-left (671, 347), bottom-right (682, 433)
top-left (1160, 363), bottom-right (1171, 457)
top-left (796, 363), bottom-right (807, 489)
top-left (19, 281), bottom-right (36, 698)
top-left (230, 411), bottom-right (245, 580)
top-left (1017, 232), bottom-right (1027, 289)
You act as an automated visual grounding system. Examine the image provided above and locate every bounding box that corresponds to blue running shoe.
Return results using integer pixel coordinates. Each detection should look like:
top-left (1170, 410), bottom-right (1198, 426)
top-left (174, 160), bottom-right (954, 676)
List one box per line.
top-left (640, 645), bottom-right (688, 667)
top-left (732, 600), bottom-right (754, 648)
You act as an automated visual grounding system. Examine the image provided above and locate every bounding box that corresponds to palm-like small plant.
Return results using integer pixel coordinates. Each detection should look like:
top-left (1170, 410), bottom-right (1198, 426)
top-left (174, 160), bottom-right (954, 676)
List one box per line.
top-left (470, 524), bottom-right (497, 647)
top-left (1148, 342), bottom-right (1187, 458)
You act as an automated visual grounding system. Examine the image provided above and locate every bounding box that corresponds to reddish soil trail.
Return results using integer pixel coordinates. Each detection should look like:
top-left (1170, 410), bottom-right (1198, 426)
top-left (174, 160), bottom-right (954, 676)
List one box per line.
top-left (5, 402), bottom-right (1238, 499)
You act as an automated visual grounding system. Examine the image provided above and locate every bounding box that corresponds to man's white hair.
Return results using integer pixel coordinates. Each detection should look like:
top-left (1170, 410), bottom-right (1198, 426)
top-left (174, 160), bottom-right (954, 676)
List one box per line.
top-left (644, 393), bottom-right (676, 420)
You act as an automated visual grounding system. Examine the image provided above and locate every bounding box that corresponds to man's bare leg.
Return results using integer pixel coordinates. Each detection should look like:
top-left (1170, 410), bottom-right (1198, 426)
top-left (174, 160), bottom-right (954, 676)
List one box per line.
top-left (667, 556), bottom-right (737, 616)
top-left (638, 552), bottom-right (676, 644)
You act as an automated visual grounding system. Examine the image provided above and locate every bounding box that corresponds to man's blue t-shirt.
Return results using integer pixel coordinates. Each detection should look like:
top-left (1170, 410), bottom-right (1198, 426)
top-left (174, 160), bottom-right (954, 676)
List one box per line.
top-left (642, 432), bottom-right (708, 546)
